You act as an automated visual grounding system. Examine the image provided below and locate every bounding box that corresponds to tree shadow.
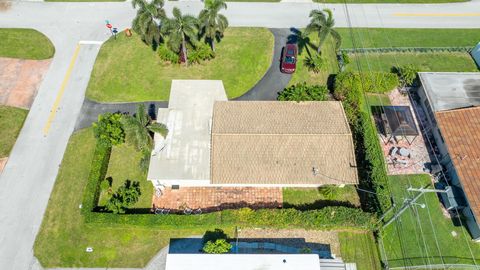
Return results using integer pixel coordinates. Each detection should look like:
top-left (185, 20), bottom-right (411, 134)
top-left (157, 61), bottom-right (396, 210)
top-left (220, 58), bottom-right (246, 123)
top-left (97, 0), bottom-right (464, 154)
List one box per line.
top-left (283, 200), bottom-right (358, 211)
top-left (288, 27), bottom-right (315, 58)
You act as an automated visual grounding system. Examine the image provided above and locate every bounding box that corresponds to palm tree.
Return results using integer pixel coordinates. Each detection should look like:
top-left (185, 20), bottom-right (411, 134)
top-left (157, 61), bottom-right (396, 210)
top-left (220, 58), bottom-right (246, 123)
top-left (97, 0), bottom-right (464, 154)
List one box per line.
top-left (306, 8), bottom-right (341, 53)
top-left (162, 7), bottom-right (198, 66)
top-left (287, 28), bottom-right (313, 57)
top-left (122, 104), bottom-right (168, 152)
top-left (131, 0), bottom-right (166, 47)
top-left (198, 0), bottom-right (228, 52)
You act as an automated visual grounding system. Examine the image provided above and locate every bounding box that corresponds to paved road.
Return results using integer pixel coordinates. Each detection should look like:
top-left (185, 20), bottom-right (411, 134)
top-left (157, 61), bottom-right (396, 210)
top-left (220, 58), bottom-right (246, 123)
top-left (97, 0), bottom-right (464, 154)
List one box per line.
top-left (236, 28), bottom-right (293, 101)
top-left (75, 99), bottom-right (168, 130)
top-left (1, 1), bottom-right (480, 270)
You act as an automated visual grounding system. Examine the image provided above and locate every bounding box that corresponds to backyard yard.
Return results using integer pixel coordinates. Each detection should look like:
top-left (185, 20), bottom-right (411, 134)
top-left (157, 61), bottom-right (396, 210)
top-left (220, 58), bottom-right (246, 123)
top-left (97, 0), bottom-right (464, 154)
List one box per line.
top-left (339, 231), bottom-right (381, 270)
top-left (382, 174), bottom-right (480, 267)
top-left (283, 186), bottom-right (361, 210)
top-left (86, 27), bottom-right (273, 102)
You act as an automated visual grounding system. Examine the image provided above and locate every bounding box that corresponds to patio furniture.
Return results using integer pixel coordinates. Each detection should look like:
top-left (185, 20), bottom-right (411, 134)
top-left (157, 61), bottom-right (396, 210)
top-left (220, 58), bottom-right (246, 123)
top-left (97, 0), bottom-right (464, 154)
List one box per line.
top-left (390, 147), bottom-right (399, 156)
top-left (399, 148), bottom-right (410, 157)
top-left (154, 208), bottom-right (163, 215)
top-left (193, 208), bottom-right (202, 215)
top-left (183, 208), bottom-right (192, 215)
top-left (375, 106), bottom-right (420, 145)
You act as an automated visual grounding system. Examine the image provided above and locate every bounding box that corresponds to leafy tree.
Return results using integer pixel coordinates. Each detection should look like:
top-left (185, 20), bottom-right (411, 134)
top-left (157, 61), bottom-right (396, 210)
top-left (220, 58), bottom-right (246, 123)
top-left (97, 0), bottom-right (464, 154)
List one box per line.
top-left (93, 113), bottom-right (125, 147)
top-left (162, 7), bottom-right (198, 66)
top-left (202, 239), bottom-right (232, 254)
top-left (393, 64), bottom-right (419, 87)
top-left (202, 228), bottom-right (228, 244)
top-left (131, 0), bottom-right (166, 47)
top-left (306, 8), bottom-right (341, 53)
top-left (122, 104), bottom-right (168, 171)
top-left (278, 82), bottom-right (328, 102)
top-left (105, 180), bottom-right (141, 214)
top-left (198, 0), bottom-right (228, 52)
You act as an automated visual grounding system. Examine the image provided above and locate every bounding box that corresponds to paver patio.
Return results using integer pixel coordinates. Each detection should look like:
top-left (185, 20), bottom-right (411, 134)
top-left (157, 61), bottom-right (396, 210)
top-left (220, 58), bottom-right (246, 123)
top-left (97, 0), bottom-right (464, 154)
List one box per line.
top-left (0, 57), bottom-right (51, 109)
top-left (152, 187), bottom-right (282, 213)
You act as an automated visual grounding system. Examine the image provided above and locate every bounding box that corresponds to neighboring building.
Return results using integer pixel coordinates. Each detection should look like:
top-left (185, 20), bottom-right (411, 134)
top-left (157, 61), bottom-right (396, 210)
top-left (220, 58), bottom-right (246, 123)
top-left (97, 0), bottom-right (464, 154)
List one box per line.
top-left (165, 254), bottom-right (356, 270)
top-left (147, 80), bottom-right (358, 188)
top-left (417, 72), bottom-right (480, 241)
top-left (472, 42), bottom-right (480, 68)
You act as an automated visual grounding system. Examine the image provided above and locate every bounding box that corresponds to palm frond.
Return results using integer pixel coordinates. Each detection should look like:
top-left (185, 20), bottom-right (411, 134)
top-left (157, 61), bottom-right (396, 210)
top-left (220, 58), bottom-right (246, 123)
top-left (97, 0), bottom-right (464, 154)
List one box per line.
top-left (148, 122), bottom-right (169, 138)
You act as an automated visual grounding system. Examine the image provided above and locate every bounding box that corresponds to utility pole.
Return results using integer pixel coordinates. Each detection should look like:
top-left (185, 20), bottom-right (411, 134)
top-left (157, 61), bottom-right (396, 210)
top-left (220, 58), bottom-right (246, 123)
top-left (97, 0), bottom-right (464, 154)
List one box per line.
top-left (382, 186), bottom-right (447, 229)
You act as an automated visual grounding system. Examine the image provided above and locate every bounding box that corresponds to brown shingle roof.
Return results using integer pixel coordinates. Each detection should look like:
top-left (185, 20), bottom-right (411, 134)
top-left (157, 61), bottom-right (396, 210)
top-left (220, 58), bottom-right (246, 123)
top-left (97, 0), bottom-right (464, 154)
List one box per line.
top-left (211, 101), bottom-right (358, 185)
top-left (436, 107), bottom-right (480, 220)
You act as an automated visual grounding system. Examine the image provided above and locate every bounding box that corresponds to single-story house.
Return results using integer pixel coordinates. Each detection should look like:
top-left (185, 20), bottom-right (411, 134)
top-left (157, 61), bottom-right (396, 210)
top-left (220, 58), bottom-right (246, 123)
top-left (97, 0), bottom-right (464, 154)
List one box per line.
top-left (417, 72), bottom-right (480, 241)
top-left (148, 80), bottom-right (358, 188)
top-left (165, 254), bottom-right (356, 270)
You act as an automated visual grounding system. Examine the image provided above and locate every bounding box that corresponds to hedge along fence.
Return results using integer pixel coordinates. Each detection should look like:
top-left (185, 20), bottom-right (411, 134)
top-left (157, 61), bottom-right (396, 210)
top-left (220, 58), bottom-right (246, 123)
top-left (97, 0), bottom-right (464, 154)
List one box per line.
top-left (334, 72), bottom-right (394, 214)
top-left (84, 206), bottom-right (377, 230)
top-left (81, 142), bottom-right (112, 214)
top-left (340, 46), bottom-right (473, 54)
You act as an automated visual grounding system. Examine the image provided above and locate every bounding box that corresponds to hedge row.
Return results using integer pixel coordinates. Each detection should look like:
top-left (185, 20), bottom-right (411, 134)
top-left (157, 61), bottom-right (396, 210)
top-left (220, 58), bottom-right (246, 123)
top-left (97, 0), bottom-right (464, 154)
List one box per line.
top-left (341, 46), bottom-right (472, 54)
top-left (334, 72), bottom-right (393, 214)
top-left (333, 71), bottom-right (398, 97)
top-left (84, 206), bottom-right (377, 230)
top-left (81, 142), bottom-right (112, 214)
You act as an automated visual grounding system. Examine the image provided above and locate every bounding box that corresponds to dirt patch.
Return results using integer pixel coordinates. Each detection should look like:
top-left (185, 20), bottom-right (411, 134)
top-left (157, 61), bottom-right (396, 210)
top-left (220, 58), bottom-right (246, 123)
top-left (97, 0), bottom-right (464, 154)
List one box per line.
top-left (0, 1), bottom-right (12, 11)
top-left (238, 228), bottom-right (341, 256)
top-left (0, 157), bottom-right (7, 173)
top-left (0, 57), bottom-right (51, 109)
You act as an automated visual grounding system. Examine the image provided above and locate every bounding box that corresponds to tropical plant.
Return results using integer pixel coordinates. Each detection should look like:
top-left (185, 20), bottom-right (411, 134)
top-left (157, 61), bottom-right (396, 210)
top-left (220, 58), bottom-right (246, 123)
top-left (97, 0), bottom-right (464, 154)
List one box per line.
top-left (278, 82), bottom-right (328, 102)
top-left (202, 228), bottom-right (228, 244)
top-left (131, 0), bottom-right (166, 47)
top-left (306, 8), bottom-right (341, 53)
top-left (162, 7), bottom-right (198, 65)
top-left (188, 43), bottom-right (215, 63)
top-left (93, 113), bottom-right (125, 147)
top-left (158, 44), bottom-right (180, 63)
top-left (105, 180), bottom-right (141, 214)
top-left (122, 104), bottom-right (168, 153)
top-left (198, 0), bottom-right (228, 52)
top-left (393, 64), bottom-right (419, 87)
top-left (341, 51), bottom-right (350, 65)
top-left (304, 53), bottom-right (324, 73)
top-left (202, 239), bottom-right (232, 254)
top-left (287, 29), bottom-right (313, 56)
top-left (319, 185), bottom-right (340, 200)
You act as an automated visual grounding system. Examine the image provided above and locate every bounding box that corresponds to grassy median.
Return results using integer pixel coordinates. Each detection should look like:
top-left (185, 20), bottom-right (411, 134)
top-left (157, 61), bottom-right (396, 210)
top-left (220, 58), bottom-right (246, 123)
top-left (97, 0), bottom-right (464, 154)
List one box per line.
top-left (0, 106), bottom-right (28, 157)
top-left (0, 29), bottom-right (54, 59)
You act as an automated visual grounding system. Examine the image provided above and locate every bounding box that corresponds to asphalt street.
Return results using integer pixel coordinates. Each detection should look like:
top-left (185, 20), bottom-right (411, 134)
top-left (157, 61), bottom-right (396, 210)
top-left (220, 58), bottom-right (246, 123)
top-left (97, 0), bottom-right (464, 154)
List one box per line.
top-left (1, 1), bottom-right (480, 269)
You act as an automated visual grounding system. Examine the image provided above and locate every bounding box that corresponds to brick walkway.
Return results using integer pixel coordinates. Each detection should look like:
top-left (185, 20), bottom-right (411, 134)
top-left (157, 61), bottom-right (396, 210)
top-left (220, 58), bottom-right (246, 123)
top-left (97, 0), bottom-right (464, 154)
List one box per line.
top-left (152, 187), bottom-right (282, 213)
top-left (0, 57), bottom-right (51, 109)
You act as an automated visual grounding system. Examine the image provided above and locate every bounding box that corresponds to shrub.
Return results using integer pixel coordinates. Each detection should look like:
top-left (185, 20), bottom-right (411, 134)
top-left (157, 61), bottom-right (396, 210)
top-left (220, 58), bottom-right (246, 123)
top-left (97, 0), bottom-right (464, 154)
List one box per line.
top-left (203, 239), bottom-right (232, 254)
top-left (105, 180), bottom-right (141, 214)
top-left (319, 185), bottom-right (340, 200)
top-left (334, 72), bottom-right (399, 97)
top-left (158, 44), bottom-right (179, 63)
top-left (100, 178), bottom-right (110, 191)
top-left (393, 64), bottom-right (419, 87)
top-left (304, 53), bottom-right (324, 73)
top-left (188, 43), bottom-right (215, 64)
top-left (93, 113), bottom-right (125, 147)
top-left (278, 82), bottom-right (328, 102)
top-left (300, 247), bottom-right (312, 254)
top-left (341, 51), bottom-right (350, 65)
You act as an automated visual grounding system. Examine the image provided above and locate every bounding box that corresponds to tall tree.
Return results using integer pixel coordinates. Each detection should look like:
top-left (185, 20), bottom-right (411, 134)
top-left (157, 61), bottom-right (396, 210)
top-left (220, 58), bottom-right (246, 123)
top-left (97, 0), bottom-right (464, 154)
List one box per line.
top-left (131, 0), bottom-right (166, 46)
top-left (162, 7), bottom-right (198, 66)
top-left (306, 8), bottom-right (341, 53)
top-left (198, 0), bottom-right (228, 52)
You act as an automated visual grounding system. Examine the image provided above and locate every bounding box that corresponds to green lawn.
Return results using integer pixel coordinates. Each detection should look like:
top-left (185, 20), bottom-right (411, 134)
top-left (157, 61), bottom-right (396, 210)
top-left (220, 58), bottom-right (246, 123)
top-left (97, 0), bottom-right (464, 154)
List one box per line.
top-left (289, 35), bottom-right (339, 87)
top-left (86, 28), bottom-right (273, 102)
top-left (283, 186), bottom-right (361, 210)
top-left (0, 106), bottom-right (28, 157)
top-left (318, 0), bottom-right (467, 3)
top-left (0, 29), bottom-right (54, 59)
top-left (98, 143), bottom-right (153, 209)
top-left (46, 0), bottom-right (123, 1)
top-left (338, 28), bottom-right (480, 49)
top-left (346, 52), bottom-right (478, 73)
top-left (226, 0), bottom-right (280, 2)
top-left (339, 231), bottom-right (382, 270)
top-left (382, 174), bottom-right (480, 267)
top-left (365, 93), bottom-right (391, 107)
top-left (34, 128), bottom-right (231, 267)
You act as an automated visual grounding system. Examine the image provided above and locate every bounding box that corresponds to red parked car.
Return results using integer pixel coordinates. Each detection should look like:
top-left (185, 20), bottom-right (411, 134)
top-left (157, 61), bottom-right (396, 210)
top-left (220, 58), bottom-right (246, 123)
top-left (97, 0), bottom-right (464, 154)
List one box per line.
top-left (281, 44), bottom-right (298, 74)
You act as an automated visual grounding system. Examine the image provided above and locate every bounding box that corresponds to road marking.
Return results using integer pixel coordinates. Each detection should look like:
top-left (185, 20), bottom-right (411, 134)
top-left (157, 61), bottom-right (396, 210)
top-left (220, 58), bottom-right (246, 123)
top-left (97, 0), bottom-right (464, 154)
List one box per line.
top-left (394, 12), bottom-right (480, 17)
top-left (79, 40), bottom-right (103, 45)
top-left (43, 44), bottom-right (81, 136)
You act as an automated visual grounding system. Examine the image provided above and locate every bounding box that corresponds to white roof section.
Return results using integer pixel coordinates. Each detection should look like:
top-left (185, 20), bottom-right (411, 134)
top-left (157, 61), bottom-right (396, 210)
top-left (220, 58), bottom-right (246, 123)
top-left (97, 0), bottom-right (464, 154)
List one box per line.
top-left (419, 72), bottom-right (480, 112)
top-left (147, 80), bottom-right (228, 182)
top-left (165, 254), bottom-right (321, 270)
